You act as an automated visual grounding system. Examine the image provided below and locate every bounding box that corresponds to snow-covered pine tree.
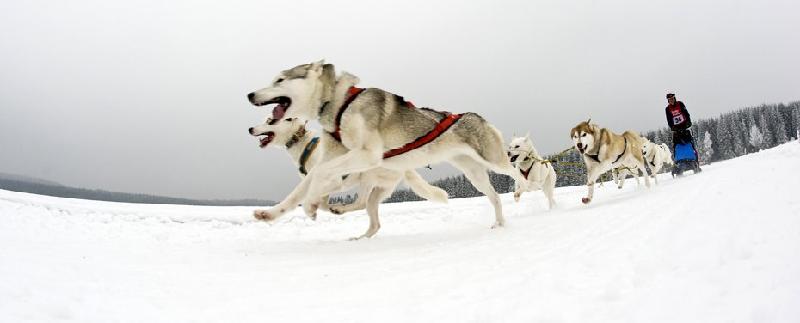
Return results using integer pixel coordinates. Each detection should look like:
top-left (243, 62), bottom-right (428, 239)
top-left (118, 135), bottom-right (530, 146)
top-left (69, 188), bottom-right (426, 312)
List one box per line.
top-left (748, 124), bottom-right (765, 151)
top-left (715, 116), bottom-right (735, 160)
top-left (770, 106), bottom-right (789, 145)
top-left (757, 114), bottom-right (773, 148)
top-left (700, 131), bottom-right (714, 164)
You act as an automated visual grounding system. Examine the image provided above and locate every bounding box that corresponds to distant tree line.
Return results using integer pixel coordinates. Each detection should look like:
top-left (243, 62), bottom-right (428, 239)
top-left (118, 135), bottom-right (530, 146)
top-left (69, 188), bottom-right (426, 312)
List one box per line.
top-left (0, 179), bottom-right (274, 206)
top-left (381, 100), bottom-right (800, 202)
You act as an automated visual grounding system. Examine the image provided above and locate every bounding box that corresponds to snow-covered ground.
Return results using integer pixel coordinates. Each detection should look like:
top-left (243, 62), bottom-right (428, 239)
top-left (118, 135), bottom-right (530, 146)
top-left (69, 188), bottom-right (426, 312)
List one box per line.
top-left (1, 143), bottom-right (799, 323)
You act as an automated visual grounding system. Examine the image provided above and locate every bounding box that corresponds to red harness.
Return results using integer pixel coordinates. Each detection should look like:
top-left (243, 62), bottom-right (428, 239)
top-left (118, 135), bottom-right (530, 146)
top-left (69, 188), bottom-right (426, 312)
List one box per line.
top-left (520, 164), bottom-right (533, 180)
top-left (329, 87), bottom-right (463, 159)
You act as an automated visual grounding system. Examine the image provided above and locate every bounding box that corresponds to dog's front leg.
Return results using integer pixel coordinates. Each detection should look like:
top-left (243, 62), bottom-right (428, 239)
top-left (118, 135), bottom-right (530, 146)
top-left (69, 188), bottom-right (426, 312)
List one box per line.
top-left (302, 147), bottom-right (383, 219)
top-left (583, 162), bottom-right (610, 204)
top-left (513, 181), bottom-right (523, 202)
top-left (253, 172), bottom-right (314, 221)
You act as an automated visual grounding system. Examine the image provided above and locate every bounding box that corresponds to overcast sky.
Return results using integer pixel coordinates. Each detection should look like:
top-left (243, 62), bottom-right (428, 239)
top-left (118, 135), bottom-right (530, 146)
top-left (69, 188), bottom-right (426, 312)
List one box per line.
top-left (1, 0), bottom-right (798, 201)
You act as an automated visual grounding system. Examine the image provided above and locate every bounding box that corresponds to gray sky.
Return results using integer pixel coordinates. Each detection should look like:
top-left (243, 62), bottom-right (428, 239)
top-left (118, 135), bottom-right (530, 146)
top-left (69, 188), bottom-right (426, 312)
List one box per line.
top-left (1, 0), bottom-right (798, 200)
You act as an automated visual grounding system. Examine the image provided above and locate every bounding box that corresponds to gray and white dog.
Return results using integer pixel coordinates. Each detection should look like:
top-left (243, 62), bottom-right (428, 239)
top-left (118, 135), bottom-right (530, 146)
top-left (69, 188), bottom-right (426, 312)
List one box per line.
top-left (249, 116), bottom-right (448, 239)
top-left (247, 61), bottom-right (529, 230)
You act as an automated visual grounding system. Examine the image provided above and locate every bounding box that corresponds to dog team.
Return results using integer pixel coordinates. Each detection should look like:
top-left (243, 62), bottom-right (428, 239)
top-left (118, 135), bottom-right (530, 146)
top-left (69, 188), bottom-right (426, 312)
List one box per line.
top-left (247, 61), bottom-right (676, 239)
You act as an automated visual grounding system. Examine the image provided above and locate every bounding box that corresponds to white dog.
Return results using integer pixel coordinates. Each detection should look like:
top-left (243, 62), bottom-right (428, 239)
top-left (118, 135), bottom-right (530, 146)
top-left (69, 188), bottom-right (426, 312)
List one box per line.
top-left (507, 134), bottom-right (557, 209)
top-left (641, 138), bottom-right (674, 184)
top-left (247, 61), bottom-right (529, 230)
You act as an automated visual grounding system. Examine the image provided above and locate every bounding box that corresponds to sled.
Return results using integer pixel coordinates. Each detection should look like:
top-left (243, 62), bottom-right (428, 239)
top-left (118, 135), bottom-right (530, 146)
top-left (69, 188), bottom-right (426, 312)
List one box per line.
top-left (671, 129), bottom-right (702, 177)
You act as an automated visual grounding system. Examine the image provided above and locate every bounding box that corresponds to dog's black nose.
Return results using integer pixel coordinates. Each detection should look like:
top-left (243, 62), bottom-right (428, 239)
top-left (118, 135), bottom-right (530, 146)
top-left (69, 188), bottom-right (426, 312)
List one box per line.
top-left (248, 127), bottom-right (254, 135)
top-left (247, 92), bottom-right (255, 102)
top-left (576, 143), bottom-right (583, 149)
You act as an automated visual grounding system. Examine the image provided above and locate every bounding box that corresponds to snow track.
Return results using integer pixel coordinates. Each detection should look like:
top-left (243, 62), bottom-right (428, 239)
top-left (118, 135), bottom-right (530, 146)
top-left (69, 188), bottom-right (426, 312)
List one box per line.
top-left (1, 143), bottom-right (799, 322)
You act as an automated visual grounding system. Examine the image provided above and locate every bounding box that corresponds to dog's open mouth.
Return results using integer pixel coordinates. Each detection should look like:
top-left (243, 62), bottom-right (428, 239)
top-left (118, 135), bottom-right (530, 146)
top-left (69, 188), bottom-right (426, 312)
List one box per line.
top-left (253, 96), bottom-right (292, 120)
top-left (256, 132), bottom-right (275, 148)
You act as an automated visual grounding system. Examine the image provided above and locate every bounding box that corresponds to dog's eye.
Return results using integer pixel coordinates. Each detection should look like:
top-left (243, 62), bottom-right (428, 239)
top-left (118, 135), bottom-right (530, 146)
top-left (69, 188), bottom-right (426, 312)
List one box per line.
top-left (581, 133), bottom-right (587, 137)
top-left (515, 145), bottom-right (520, 148)
top-left (275, 78), bottom-right (285, 84)
top-left (285, 118), bottom-right (293, 121)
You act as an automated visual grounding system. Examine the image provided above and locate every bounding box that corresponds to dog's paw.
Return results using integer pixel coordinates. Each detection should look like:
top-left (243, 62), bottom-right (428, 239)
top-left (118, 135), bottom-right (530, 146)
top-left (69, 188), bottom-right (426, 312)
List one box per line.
top-left (513, 192), bottom-right (521, 202)
top-left (253, 209), bottom-right (276, 221)
top-left (328, 206), bottom-right (344, 215)
top-left (429, 188), bottom-right (449, 204)
top-left (303, 203), bottom-right (319, 220)
top-left (491, 221), bottom-right (505, 229)
top-left (581, 197), bottom-right (592, 204)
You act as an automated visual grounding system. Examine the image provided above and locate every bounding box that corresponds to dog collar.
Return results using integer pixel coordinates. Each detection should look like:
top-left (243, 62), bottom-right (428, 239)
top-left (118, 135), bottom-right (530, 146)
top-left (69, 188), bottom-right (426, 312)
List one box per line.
top-left (298, 137), bottom-right (320, 176)
top-left (285, 128), bottom-right (306, 149)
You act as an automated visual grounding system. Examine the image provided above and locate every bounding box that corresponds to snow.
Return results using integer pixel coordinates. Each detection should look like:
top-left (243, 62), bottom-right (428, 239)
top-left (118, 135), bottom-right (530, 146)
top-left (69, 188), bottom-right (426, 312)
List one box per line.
top-left (1, 143), bottom-right (800, 323)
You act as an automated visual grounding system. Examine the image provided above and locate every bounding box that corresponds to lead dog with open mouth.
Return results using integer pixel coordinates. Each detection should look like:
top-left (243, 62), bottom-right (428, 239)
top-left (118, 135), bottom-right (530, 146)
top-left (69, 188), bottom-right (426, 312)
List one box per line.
top-left (247, 61), bottom-right (529, 229)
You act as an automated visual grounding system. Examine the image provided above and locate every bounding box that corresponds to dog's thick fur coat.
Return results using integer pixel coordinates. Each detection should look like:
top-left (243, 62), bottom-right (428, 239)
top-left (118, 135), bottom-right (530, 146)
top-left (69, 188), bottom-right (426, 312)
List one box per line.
top-left (570, 121), bottom-right (650, 204)
top-left (507, 135), bottom-right (557, 209)
top-left (641, 138), bottom-right (674, 184)
top-left (248, 61), bottom-right (529, 230)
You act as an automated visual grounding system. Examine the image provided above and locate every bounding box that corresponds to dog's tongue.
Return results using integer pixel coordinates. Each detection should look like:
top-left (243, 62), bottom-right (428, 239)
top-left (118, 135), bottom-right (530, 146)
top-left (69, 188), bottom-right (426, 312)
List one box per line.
top-left (259, 132), bottom-right (275, 148)
top-left (272, 105), bottom-right (288, 120)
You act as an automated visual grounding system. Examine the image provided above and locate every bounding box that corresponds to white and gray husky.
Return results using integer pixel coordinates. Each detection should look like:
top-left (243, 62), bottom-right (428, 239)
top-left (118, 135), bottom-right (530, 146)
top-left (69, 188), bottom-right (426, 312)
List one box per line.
top-left (247, 60), bottom-right (529, 229)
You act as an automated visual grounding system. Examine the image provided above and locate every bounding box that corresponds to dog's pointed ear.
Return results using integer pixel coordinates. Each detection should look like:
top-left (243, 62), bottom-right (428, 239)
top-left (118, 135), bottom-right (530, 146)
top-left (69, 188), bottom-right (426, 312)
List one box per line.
top-left (309, 60), bottom-right (325, 73)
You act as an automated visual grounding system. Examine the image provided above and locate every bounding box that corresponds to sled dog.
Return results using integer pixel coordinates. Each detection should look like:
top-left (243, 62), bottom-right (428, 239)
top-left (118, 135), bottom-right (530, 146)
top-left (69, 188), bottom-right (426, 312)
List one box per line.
top-left (570, 120), bottom-right (650, 204)
top-left (507, 134), bottom-right (557, 209)
top-left (248, 117), bottom-right (448, 238)
top-left (247, 61), bottom-right (529, 230)
top-left (641, 138), bottom-right (674, 184)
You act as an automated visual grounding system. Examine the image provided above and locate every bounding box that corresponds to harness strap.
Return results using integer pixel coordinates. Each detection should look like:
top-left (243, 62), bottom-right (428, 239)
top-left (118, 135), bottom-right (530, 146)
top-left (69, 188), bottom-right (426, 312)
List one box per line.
top-left (520, 163), bottom-right (533, 180)
top-left (330, 87), bottom-right (365, 142)
top-left (613, 137), bottom-right (628, 164)
top-left (298, 137), bottom-right (320, 175)
top-left (383, 113), bottom-right (463, 159)
top-left (585, 137), bottom-right (627, 164)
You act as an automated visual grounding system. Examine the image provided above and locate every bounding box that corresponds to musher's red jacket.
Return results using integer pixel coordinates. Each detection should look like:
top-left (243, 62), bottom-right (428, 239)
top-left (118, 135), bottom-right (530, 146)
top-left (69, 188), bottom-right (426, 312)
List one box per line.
top-left (666, 101), bottom-right (692, 131)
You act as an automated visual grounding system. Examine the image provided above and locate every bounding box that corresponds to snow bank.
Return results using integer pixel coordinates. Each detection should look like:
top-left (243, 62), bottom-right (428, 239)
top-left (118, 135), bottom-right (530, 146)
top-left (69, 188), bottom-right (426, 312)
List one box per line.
top-left (1, 143), bottom-right (799, 323)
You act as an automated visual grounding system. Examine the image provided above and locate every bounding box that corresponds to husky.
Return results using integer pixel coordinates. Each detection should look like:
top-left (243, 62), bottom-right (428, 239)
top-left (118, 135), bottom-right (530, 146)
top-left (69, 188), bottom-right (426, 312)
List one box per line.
top-left (507, 134), bottom-right (557, 209)
top-left (247, 61), bottom-right (529, 229)
top-left (249, 116), bottom-right (448, 239)
top-left (641, 138), bottom-right (674, 184)
top-left (570, 120), bottom-right (650, 204)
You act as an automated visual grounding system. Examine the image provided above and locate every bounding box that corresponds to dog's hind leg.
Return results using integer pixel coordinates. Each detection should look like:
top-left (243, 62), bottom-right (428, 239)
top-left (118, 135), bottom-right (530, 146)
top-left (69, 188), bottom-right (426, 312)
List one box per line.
top-left (350, 186), bottom-right (391, 240)
top-left (637, 161), bottom-right (651, 189)
top-left (404, 170), bottom-right (448, 203)
top-left (451, 155), bottom-right (505, 228)
top-left (543, 171), bottom-right (557, 210)
top-left (328, 184), bottom-right (371, 215)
